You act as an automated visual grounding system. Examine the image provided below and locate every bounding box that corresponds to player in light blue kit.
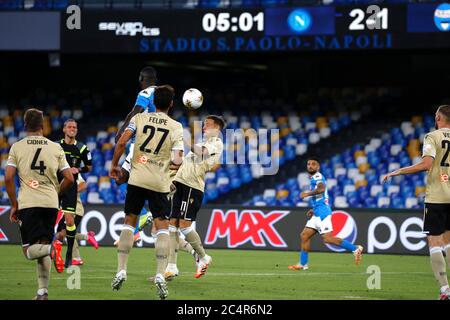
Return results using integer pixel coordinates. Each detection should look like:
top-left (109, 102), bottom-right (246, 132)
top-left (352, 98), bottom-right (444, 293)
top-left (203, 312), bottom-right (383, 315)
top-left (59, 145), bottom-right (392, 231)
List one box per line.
top-left (115, 66), bottom-right (157, 144)
top-left (289, 157), bottom-right (363, 270)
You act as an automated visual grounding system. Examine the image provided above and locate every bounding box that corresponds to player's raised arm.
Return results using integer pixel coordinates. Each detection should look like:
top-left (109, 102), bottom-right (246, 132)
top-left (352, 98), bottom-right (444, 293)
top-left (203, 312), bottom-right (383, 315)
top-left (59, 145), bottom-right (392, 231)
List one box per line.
top-left (383, 133), bottom-right (435, 182)
top-left (183, 132), bottom-right (208, 159)
top-left (191, 144), bottom-right (209, 158)
top-left (115, 105), bottom-right (145, 143)
top-left (110, 121), bottom-right (134, 179)
top-left (171, 124), bottom-right (185, 167)
top-left (171, 150), bottom-right (184, 167)
top-left (383, 157), bottom-right (433, 182)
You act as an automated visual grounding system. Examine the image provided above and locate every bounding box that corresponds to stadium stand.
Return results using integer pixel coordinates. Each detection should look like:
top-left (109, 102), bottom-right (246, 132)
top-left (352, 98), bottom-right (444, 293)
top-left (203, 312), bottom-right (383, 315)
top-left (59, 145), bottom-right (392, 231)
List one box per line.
top-left (245, 114), bottom-right (434, 209)
top-left (0, 102), bottom-right (354, 205)
top-left (0, 87), bottom-right (402, 207)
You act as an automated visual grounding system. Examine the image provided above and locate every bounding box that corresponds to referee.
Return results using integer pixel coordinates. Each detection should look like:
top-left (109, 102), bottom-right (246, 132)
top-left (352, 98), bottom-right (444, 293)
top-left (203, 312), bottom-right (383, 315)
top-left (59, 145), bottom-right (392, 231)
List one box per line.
top-left (58, 119), bottom-right (92, 267)
top-left (384, 105), bottom-right (450, 300)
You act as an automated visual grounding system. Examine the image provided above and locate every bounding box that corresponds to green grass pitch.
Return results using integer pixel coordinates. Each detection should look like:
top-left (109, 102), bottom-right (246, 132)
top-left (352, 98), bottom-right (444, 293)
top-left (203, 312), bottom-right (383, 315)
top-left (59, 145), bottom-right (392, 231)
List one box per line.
top-left (0, 244), bottom-right (440, 300)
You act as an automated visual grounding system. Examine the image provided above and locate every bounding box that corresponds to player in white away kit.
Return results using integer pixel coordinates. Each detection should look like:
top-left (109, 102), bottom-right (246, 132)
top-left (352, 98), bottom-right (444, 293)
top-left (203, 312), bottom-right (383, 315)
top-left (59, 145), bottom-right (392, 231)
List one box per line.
top-left (110, 85), bottom-right (184, 300)
top-left (166, 115), bottom-right (225, 279)
top-left (384, 105), bottom-right (450, 300)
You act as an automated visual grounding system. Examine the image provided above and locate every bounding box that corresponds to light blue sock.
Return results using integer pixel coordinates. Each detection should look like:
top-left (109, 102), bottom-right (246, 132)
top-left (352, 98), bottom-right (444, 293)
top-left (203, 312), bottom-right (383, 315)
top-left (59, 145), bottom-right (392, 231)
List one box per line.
top-left (340, 240), bottom-right (357, 252)
top-left (300, 251), bottom-right (309, 266)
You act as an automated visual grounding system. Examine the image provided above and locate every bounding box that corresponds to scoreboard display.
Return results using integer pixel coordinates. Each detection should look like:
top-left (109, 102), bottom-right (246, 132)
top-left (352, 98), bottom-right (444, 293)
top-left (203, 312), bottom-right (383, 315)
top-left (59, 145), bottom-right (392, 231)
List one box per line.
top-left (61, 3), bottom-right (450, 53)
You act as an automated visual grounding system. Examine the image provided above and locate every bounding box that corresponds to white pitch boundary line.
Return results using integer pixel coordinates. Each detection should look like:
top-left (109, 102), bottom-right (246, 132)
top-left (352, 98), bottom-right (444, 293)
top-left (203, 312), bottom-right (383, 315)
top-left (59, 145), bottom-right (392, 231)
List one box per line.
top-left (203, 272), bottom-right (430, 276)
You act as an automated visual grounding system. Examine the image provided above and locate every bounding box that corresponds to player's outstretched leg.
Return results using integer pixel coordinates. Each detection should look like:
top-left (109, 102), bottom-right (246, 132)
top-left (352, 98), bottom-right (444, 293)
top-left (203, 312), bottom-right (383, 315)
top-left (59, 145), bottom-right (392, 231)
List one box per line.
top-left (112, 224), bottom-right (135, 291)
top-left (322, 233), bottom-right (363, 265)
top-left (72, 231), bottom-right (99, 266)
top-left (179, 236), bottom-right (195, 256)
top-left (178, 235), bottom-right (197, 269)
top-left (181, 225), bottom-right (211, 279)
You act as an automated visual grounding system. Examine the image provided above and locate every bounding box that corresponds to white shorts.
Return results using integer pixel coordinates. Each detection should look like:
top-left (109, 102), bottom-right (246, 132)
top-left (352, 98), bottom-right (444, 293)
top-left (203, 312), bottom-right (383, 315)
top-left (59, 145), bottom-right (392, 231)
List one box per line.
top-left (122, 143), bottom-right (134, 173)
top-left (305, 215), bottom-right (333, 235)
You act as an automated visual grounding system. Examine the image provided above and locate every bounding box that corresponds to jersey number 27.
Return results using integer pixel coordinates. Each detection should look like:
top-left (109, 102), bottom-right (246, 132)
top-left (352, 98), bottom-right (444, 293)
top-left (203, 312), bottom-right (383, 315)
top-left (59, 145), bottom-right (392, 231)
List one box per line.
top-left (139, 125), bottom-right (169, 155)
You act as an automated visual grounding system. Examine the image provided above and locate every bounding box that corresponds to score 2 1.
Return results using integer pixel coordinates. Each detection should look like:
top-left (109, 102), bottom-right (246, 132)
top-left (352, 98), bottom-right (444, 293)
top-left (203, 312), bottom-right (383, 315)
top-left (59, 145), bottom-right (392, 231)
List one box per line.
top-left (349, 5), bottom-right (389, 31)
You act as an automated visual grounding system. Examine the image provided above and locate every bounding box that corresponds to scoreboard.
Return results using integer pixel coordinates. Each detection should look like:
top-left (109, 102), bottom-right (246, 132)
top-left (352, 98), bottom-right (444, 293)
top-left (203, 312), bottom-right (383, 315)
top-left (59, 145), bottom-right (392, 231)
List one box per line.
top-left (60, 3), bottom-right (450, 53)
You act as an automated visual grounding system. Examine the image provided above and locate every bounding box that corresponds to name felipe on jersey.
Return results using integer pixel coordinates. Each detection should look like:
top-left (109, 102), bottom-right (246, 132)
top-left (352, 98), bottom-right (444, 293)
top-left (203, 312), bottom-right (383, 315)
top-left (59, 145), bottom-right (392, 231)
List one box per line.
top-left (147, 116), bottom-right (168, 126)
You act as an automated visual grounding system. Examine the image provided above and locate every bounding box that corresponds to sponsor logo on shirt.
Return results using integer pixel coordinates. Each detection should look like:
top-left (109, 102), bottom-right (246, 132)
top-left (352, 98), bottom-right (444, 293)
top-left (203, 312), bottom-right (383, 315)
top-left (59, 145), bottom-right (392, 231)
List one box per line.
top-left (137, 155), bottom-right (148, 164)
top-left (28, 180), bottom-right (40, 189)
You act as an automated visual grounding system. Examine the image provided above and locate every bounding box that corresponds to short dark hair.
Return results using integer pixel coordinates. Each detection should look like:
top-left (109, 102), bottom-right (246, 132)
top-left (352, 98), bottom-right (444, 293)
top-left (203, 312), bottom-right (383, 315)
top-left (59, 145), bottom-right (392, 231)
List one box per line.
top-left (437, 105), bottom-right (450, 122)
top-left (63, 118), bottom-right (77, 127)
top-left (206, 115), bottom-right (226, 130)
top-left (140, 66), bottom-right (157, 83)
top-left (154, 85), bottom-right (174, 111)
top-left (307, 156), bottom-right (321, 164)
top-left (24, 108), bottom-right (44, 132)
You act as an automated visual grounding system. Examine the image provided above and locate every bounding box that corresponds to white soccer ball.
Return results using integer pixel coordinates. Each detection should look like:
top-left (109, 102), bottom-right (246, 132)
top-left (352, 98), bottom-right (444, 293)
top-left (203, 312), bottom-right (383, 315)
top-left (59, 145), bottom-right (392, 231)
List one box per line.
top-left (182, 88), bottom-right (203, 109)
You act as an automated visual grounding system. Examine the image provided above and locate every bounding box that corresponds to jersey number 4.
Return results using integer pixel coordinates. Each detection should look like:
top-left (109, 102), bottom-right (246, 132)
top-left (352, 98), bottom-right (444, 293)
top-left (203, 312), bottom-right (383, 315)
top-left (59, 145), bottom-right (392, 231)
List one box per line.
top-left (31, 148), bottom-right (47, 175)
top-left (139, 125), bottom-right (169, 155)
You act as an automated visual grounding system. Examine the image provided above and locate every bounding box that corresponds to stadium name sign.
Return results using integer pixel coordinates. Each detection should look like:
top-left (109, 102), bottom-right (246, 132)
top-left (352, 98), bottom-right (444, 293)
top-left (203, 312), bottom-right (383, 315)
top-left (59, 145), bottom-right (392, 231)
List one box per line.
top-left (138, 34), bottom-right (393, 53)
top-left (0, 205), bottom-right (428, 255)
